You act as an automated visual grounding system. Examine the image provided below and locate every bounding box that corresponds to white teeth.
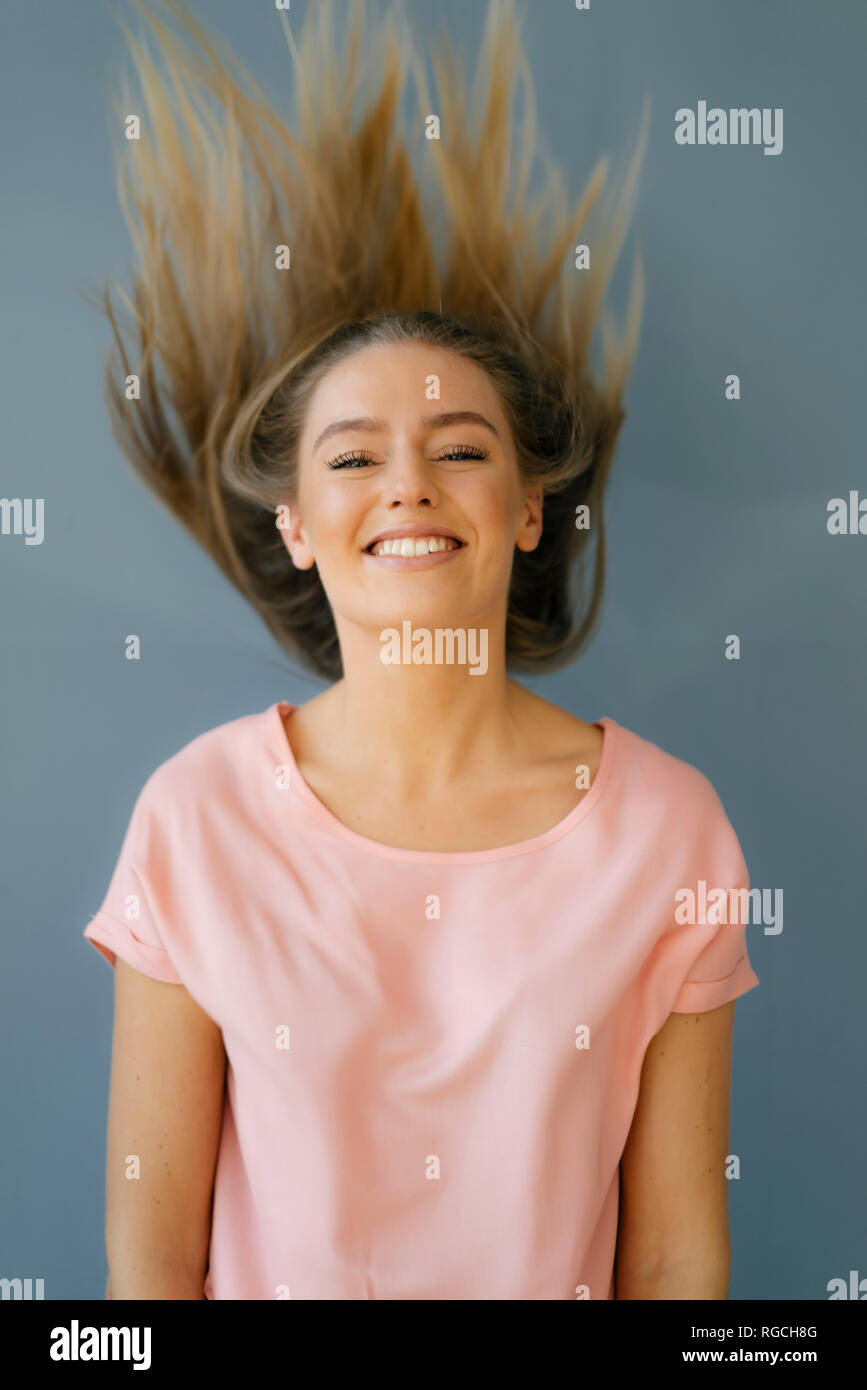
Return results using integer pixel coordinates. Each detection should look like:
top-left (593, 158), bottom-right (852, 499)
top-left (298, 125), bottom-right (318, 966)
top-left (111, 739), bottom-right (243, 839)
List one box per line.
top-left (370, 535), bottom-right (460, 557)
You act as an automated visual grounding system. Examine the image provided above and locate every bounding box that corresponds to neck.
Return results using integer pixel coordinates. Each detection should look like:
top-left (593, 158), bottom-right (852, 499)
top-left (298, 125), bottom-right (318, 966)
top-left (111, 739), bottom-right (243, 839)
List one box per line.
top-left (312, 617), bottom-right (531, 792)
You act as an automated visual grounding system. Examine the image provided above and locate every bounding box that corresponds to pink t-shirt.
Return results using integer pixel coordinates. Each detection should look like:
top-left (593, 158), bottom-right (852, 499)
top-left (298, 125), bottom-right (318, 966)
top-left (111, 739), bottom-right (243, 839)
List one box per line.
top-left (83, 700), bottom-right (759, 1300)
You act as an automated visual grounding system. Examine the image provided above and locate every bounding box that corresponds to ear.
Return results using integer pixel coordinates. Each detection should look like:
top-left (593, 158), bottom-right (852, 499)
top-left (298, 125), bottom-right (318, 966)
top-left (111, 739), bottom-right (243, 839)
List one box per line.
top-left (275, 501), bottom-right (316, 570)
top-left (515, 483), bottom-right (544, 553)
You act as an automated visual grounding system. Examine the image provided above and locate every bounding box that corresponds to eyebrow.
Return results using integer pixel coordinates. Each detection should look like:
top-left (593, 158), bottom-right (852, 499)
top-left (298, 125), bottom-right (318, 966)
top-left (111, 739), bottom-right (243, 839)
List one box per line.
top-left (311, 410), bottom-right (501, 454)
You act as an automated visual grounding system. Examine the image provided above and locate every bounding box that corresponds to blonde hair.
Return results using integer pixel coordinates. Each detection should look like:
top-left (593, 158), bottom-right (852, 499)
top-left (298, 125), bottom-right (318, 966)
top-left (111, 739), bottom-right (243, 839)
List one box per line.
top-left (86, 0), bottom-right (648, 679)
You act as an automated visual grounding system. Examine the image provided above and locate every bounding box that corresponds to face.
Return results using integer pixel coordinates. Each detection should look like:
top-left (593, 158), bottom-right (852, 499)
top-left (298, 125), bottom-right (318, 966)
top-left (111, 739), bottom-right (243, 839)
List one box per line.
top-left (279, 340), bottom-right (543, 643)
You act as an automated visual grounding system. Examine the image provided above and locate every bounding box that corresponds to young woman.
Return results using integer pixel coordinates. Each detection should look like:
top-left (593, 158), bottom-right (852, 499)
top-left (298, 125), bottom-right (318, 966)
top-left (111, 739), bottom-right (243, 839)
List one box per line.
top-left (83, 0), bottom-right (758, 1300)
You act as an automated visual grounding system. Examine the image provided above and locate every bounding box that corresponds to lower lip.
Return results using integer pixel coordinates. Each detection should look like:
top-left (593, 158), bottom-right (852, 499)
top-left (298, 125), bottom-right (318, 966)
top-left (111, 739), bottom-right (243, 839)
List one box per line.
top-left (362, 544), bottom-right (466, 570)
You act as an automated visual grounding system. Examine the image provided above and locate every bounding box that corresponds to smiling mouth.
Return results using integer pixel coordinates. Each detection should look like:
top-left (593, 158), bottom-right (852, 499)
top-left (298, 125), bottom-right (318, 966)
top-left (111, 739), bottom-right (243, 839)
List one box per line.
top-left (365, 535), bottom-right (465, 557)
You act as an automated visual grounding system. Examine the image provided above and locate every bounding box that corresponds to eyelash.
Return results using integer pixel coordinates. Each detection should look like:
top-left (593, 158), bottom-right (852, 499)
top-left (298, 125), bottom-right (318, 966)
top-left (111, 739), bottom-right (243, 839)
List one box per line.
top-left (325, 444), bottom-right (490, 470)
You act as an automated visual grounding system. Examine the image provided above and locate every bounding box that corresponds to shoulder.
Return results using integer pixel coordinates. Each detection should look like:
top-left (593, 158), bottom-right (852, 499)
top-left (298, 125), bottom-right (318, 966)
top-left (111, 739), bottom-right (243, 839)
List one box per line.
top-left (134, 704), bottom-right (270, 823)
top-left (610, 717), bottom-right (735, 836)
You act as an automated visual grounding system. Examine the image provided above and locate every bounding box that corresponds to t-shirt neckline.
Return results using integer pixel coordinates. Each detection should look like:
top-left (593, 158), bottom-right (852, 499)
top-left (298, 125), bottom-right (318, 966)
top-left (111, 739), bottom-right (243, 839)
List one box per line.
top-left (268, 700), bottom-right (617, 865)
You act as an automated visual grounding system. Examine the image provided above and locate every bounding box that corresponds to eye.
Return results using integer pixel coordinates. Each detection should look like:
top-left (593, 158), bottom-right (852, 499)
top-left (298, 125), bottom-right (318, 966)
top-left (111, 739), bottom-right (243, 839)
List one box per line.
top-left (325, 449), bottom-right (375, 470)
top-left (435, 444), bottom-right (489, 461)
top-left (324, 443), bottom-right (490, 470)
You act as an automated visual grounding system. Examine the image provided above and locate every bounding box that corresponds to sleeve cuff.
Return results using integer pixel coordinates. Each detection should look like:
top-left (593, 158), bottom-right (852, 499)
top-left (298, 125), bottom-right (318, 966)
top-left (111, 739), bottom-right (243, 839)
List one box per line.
top-left (670, 952), bottom-right (759, 1014)
top-left (83, 914), bottom-right (182, 986)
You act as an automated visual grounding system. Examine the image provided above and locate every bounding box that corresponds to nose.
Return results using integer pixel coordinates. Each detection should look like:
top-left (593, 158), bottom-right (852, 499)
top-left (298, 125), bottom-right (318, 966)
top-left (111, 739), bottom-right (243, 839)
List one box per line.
top-left (382, 446), bottom-right (440, 509)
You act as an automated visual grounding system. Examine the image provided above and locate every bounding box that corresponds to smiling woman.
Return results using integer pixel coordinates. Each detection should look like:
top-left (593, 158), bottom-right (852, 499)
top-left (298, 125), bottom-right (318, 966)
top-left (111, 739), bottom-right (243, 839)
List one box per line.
top-left (81, 0), bottom-right (758, 1303)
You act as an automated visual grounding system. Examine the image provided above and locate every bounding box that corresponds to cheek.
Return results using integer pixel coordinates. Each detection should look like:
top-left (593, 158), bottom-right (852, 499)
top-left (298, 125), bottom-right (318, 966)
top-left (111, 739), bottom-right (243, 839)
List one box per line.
top-left (458, 472), bottom-right (511, 522)
top-left (463, 476), bottom-right (523, 543)
top-left (299, 478), bottom-right (369, 549)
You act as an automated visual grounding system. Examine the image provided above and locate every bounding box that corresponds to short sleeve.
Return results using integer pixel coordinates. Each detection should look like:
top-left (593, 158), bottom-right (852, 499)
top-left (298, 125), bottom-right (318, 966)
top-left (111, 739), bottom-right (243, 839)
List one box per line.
top-left (668, 785), bottom-right (759, 1014)
top-left (83, 775), bottom-right (184, 986)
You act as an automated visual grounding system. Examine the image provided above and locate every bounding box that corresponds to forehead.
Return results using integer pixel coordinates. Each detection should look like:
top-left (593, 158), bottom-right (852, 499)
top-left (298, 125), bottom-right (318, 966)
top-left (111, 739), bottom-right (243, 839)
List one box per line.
top-left (302, 340), bottom-right (508, 433)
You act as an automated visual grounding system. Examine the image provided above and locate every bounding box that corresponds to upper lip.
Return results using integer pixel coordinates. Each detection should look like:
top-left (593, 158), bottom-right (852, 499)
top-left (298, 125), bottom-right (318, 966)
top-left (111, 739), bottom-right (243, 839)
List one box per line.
top-left (364, 523), bottom-right (466, 550)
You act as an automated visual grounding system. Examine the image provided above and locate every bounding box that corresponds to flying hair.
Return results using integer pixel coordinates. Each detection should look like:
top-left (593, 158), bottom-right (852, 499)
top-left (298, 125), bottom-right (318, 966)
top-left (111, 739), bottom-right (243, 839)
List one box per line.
top-left (84, 0), bottom-right (650, 679)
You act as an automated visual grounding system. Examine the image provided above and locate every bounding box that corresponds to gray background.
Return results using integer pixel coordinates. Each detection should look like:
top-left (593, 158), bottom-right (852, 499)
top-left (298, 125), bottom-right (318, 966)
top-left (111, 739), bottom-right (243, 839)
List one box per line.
top-left (2, 0), bottom-right (864, 1300)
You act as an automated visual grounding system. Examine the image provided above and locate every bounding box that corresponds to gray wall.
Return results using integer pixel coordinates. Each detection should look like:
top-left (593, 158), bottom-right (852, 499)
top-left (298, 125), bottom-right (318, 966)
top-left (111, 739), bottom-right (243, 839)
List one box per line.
top-left (2, 0), bottom-right (864, 1299)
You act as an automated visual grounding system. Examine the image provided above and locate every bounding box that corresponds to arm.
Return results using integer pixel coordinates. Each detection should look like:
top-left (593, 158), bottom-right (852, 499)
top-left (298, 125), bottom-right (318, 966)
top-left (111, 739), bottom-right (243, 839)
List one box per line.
top-left (104, 959), bottom-right (227, 1299)
top-left (615, 999), bottom-right (737, 1299)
